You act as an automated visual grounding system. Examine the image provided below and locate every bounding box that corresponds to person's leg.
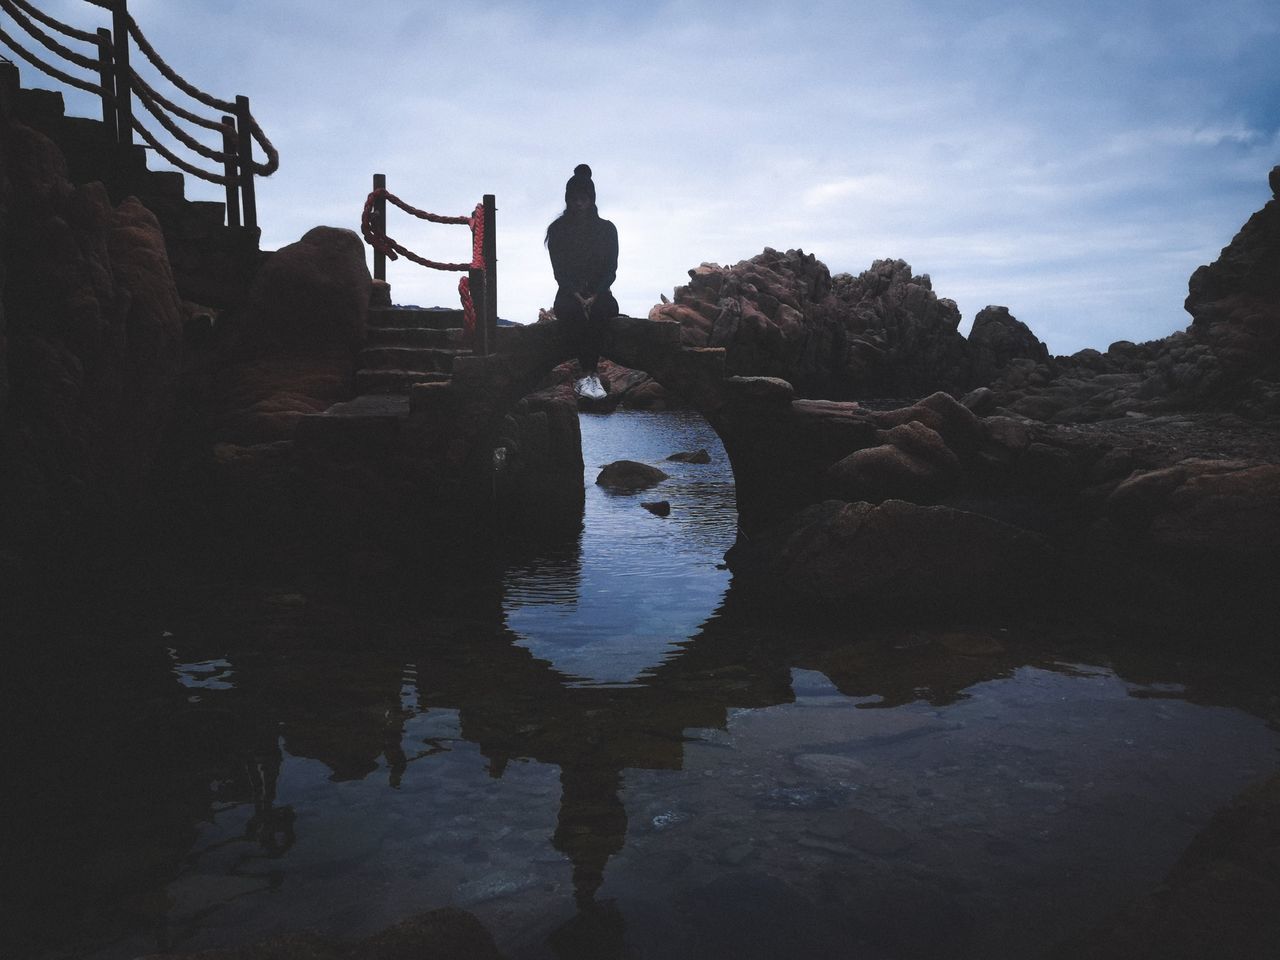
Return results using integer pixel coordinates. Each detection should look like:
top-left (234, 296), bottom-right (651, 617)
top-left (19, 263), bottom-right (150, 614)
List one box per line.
top-left (554, 291), bottom-right (594, 373)
top-left (583, 293), bottom-right (618, 374)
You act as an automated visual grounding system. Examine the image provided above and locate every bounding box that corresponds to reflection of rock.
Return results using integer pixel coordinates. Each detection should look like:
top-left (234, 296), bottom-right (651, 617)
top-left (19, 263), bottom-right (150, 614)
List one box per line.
top-left (596, 459), bottom-right (669, 491)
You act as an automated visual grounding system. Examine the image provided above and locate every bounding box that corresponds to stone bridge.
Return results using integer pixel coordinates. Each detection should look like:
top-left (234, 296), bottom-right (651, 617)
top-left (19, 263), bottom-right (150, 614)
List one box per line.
top-left (292, 311), bottom-right (876, 544)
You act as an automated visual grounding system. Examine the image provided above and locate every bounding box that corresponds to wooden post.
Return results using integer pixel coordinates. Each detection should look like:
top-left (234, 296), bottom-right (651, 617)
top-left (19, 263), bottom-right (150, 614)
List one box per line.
top-left (234, 95), bottom-right (257, 233)
top-left (111, 0), bottom-right (132, 145)
top-left (483, 193), bottom-right (497, 354)
top-left (222, 115), bottom-right (240, 228)
top-left (96, 28), bottom-right (114, 134)
top-left (372, 173), bottom-right (387, 282)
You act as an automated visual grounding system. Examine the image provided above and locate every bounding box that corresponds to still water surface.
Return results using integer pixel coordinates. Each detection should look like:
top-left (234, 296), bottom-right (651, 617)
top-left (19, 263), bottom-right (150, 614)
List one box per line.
top-left (8, 410), bottom-right (1280, 959)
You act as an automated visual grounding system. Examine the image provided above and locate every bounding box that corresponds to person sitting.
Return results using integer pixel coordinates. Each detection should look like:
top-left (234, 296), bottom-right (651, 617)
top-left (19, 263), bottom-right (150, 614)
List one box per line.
top-left (546, 163), bottom-right (618, 398)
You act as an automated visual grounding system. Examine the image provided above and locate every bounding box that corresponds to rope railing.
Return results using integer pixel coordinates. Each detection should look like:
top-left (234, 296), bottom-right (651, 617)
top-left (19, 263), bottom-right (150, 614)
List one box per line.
top-left (0, 0), bottom-right (277, 230)
top-left (8, 0), bottom-right (94, 42)
top-left (0, 21), bottom-right (106, 97)
top-left (360, 183), bottom-right (498, 354)
top-left (121, 10), bottom-right (277, 177)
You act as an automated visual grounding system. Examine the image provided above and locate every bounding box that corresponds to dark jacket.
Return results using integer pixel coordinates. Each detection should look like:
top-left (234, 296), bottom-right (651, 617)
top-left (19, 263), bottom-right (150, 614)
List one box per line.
top-left (547, 214), bottom-right (618, 298)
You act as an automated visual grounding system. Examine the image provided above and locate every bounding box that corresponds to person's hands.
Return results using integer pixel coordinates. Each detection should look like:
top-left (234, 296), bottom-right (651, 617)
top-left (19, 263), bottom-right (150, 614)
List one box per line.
top-left (575, 292), bottom-right (596, 311)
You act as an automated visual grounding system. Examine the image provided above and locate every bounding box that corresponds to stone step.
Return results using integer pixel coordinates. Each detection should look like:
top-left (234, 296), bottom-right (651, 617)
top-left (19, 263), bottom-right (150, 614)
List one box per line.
top-left (366, 326), bottom-right (465, 348)
top-left (142, 196), bottom-right (227, 239)
top-left (295, 394), bottom-right (409, 459)
top-left (367, 306), bottom-right (466, 330)
top-left (355, 368), bottom-right (453, 394)
top-left (358, 345), bottom-right (469, 372)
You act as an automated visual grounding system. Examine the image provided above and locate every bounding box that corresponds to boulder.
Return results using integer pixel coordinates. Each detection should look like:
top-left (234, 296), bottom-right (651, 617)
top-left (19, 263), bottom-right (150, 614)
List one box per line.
top-left (1106, 459), bottom-right (1280, 557)
top-left (213, 226), bottom-right (370, 442)
top-left (825, 420), bottom-right (961, 504)
top-left (758, 499), bottom-right (1055, 609)
top-left (595, 459), bottom-right (669, 491)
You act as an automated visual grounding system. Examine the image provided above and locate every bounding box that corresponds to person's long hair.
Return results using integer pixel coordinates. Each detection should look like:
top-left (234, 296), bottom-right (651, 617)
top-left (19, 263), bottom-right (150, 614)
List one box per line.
top-left (545, 197), bottom-right (598, 246)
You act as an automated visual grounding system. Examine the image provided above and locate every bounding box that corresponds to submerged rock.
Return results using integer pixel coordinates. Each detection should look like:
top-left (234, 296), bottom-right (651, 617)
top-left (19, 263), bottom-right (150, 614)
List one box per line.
top-left (641, 500), bottom-right (671, 516)
top-left (667, 448), bottom-right (711, 463)
top-left (596, 460), bottom-right (669, 491)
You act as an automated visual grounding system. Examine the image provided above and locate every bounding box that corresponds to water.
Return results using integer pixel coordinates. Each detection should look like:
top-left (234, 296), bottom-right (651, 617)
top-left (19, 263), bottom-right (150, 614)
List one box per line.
top-left (6, 410), bottom-right (1280, 960)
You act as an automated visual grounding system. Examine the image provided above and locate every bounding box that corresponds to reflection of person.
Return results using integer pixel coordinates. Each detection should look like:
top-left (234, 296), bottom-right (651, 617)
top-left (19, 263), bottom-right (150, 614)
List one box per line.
top-left (546, 164), bottom-right (619, 392)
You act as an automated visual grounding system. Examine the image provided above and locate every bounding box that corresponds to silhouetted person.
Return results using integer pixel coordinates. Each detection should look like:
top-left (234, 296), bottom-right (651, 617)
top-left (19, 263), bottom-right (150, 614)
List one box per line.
top-left (547, 163), bottom-right (618, 395)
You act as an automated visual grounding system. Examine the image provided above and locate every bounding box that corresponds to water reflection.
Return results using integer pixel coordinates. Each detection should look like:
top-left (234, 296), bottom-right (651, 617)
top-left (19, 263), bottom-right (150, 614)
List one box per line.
top-left (503, 410), bottom-right (737, 686)
top-left (6, 409), bottom-right (1280, 959)
top-left (9, 578), bottom-right (1280, 959)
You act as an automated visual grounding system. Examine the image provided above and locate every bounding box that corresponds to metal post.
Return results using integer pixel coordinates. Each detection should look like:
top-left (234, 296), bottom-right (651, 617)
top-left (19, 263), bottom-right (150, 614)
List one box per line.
top-left (222, 115), bottom-right (240, 228)
top-left (483, 194), bottom-right (497, 354)
top-left (96, 28), bottom-right (113, 134)
top-left (111, 0), bottom-right (132, 145)
top-left (373, 173), bottom-right (387, 282)
top-left (234, 95), bottom-right (257, 234)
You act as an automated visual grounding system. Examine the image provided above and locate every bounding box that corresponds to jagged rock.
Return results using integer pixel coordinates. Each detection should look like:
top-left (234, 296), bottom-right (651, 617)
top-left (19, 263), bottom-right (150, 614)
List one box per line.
top-left (595, 459), bottom-right (669, 491)
top-left (1184, 174), bottom-right (1280, 396)
top-left (650, 250), bottom-right (1042, 400)
top-left (830, 259), bottom-right (972, 396)
top-left (968, 305), bottom-right (1051, 385)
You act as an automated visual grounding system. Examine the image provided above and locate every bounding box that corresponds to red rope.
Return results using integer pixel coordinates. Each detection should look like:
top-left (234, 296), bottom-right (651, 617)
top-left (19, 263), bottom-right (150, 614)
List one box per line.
top-left (361, 189), bottom-right (486, 346)
top-left (360, 189), bottom-right (484, 272)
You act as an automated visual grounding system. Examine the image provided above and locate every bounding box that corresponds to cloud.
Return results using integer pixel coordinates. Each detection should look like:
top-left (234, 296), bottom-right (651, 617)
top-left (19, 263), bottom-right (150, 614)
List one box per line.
top-left (6, 0), bottom-right (1276, 356)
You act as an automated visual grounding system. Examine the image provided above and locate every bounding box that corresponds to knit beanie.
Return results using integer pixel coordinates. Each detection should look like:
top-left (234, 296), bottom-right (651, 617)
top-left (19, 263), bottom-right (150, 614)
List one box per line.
top-left (565, 163), bottom-right (595, 203)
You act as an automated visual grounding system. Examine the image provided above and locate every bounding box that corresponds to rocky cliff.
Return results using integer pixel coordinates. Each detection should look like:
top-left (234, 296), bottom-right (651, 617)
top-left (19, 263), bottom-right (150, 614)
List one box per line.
top-left (0, 105), bottom-right (183, 574)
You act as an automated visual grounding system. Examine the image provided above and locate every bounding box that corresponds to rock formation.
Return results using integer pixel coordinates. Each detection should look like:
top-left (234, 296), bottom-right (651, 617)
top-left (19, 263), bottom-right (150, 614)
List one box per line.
top-left (648, 248), bottom-right (1050, 399)
top-left (1, 107), bottom-right (183, 572)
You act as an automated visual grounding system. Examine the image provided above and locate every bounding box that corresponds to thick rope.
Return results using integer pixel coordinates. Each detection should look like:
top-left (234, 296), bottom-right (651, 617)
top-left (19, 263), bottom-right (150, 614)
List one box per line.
top-left (122, 11), bottom-right (279, 176)
top-left (122, 12), bottom-right (233, 113)
top-left (360, 190), bottom-right (484, 271)
top-left (130, 115), bottom-right (235, 186)
top-left (0, 24), bottom-right (109, 98)
top-left (458, 276), bottom-right (477, 339)
top-left (360, 190), bottom-right (486, 341)
top-left (0, 0), bottom-right (101, 71)
top-left (131, 71), bottom-right (233, 166)
top-left (6, 0), bottom-right (96, 44)
top-left (130, 68), bottom-right (230, 134)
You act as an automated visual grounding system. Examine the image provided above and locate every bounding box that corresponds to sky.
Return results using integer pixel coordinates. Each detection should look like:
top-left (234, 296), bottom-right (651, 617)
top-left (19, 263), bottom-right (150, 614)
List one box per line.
top-left (12, 0), bottom-right (1280, 355)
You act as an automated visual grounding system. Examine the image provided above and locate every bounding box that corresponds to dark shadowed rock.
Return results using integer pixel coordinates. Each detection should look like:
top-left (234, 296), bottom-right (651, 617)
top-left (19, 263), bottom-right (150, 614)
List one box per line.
top-left (213, 226), bottom-right (370, 443)
top-left (0, 115), bottom-right (183, 566)
top-left (969, 305), bottom-right (1051, 385)
top-left (757, 499), bottom-right (1055, 609)
top-left (641, 500), bottom-right (671, 516)
top-left (1105, 459), bottom-right (1280, 557)
top-left (596, 459), bottom-right (669, 491)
